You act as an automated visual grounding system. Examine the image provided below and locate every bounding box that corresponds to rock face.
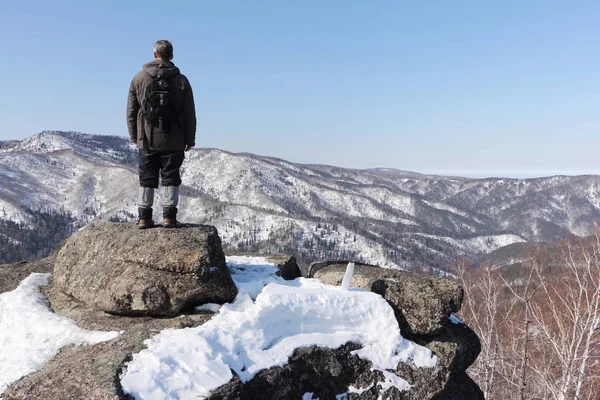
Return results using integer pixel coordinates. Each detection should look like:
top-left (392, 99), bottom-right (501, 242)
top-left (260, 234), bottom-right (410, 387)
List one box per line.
top-left (53, 222), bottom-right (238, 317)
top-left (208, 323), bottom-right (483, 400)
top-left (394, 320), bottom-right (482, 399)
top-left (2, 233), bottom-right (483, 400)
top-left (207, 343), bottom-right (379, 400)
top-left (264, 254), bottom-right (302, 280)
top-left (312, 262), bottom-right (463, 337)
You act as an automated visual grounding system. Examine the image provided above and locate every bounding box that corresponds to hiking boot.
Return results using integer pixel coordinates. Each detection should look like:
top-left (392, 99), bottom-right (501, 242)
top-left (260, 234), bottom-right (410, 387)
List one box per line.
top-left (137, 207), bottom-right (153, 229)
top-left (138, 218), bottom-right (154, 229)
top-left (163, 206), bottom-right (177, 228)
top-left (163, 217), bottom-right (177, 228)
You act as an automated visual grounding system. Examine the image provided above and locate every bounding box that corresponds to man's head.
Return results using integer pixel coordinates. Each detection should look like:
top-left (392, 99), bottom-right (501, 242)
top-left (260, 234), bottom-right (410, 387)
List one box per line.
top-left (153, 40), bottom-right (174, 61)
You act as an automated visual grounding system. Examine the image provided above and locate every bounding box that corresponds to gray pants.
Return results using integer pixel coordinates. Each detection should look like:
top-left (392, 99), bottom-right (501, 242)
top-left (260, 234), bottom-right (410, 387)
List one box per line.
top-left (138, 186), bottom-right (179, 208)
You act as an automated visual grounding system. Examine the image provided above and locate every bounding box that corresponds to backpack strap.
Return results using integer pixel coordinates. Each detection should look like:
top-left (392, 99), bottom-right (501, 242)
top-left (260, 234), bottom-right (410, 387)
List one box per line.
top-left (147, 72), bottom-right (161, 147)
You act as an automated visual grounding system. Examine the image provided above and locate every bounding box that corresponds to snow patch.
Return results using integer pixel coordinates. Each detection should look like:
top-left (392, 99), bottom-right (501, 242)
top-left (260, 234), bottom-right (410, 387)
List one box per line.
top-left (349, 383), bottom-right (375, 394)
top-left (0, 273), bottom-right (121, 396)
top-left (411, 232), bottom-right (525, 254)
top-left (194, 303), bottom-right (222, 313)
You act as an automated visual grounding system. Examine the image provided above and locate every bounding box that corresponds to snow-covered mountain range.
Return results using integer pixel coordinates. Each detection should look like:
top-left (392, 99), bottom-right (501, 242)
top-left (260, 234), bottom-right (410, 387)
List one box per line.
top-left (2, 131), bottom-right (599, 270)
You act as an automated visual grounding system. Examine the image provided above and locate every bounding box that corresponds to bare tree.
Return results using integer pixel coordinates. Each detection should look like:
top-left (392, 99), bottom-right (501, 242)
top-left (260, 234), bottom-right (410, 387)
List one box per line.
top-left (455, 258), bottom-right (512, 398)
top-left (526, 235), bottom-right (600, 400)
top-left (458, 233), bottom-right (600, 399)
top-left (500, 259), bottom-right (538, 400)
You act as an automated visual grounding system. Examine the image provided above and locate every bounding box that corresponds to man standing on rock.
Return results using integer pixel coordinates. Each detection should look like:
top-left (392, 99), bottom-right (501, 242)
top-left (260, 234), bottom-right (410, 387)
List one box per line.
top-left (127, 39), bottom-right (196, 229)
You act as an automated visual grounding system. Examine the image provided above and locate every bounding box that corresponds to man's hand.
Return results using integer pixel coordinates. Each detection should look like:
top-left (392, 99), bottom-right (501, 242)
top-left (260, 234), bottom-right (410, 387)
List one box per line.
top-left (185, 145), bottom-right (194, 152)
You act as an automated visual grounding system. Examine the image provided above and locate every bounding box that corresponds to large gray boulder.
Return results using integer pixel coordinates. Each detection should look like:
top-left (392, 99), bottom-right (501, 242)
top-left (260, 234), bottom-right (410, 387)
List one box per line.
top-left (393, 320), bottom-right (482, 399)
top-left (313, 262), bottom-right (463, 337)
top-left (53, 222), bottom-right (237, 317)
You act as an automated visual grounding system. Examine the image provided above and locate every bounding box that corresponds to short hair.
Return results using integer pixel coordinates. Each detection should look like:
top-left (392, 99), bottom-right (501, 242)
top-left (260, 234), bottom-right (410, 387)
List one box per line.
top-left (154, 40), bottom-right (173, 60)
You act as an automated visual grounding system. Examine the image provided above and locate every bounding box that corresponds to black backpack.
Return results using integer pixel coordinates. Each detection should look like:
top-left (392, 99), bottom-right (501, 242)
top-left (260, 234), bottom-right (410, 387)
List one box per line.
top-left (143, 73), bottom-right (178, 133)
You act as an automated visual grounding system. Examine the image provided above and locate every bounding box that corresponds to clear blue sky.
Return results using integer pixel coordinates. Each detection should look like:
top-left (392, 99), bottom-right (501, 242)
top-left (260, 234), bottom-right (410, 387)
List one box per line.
top-left (2, 1), bottom-right (599, 177)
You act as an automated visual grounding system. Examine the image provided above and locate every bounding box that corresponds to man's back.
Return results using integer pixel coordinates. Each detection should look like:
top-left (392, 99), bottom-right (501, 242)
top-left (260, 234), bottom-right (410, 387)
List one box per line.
top-left (127, 59), bottom-right (196, 152)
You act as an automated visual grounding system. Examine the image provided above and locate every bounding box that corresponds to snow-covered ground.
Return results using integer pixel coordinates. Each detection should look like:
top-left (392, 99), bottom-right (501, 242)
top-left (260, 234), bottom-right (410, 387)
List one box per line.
top-left (0, 274), bottom-right (120, 397)
top-left (0, 257), bottom-right (439, 399)
top-left (410, 232), bottom-right (526, 254)
top-left (120, 256), bottom-right (437, 399)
